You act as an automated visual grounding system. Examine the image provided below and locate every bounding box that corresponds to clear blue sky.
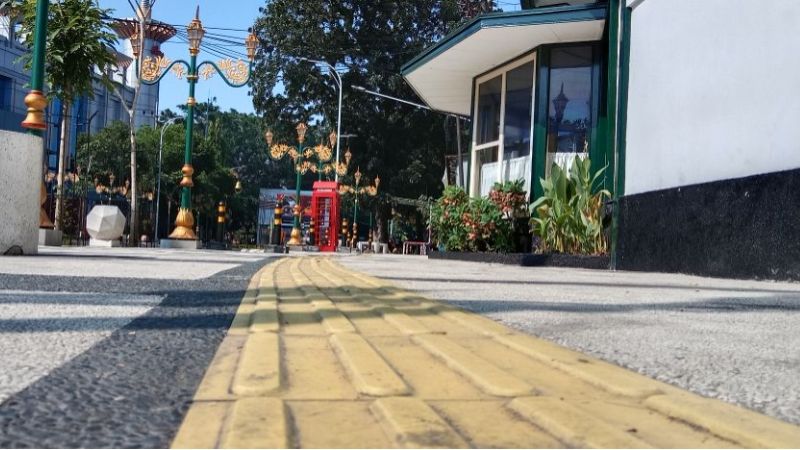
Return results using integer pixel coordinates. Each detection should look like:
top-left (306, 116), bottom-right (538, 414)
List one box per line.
top-left (100, 0), bottom-right (264, 114)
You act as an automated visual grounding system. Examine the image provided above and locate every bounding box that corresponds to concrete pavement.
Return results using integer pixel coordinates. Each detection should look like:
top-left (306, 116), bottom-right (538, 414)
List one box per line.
top-left (2, 248), bottom-right (799, 447)
top-left (339, 254), bottom-right (800, 426)
top-left (173, 256), bottom-right (800, 448)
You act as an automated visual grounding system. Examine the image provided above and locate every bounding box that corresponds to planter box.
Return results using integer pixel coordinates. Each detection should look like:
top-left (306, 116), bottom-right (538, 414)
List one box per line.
top-left (428, 251), bottom-right (609, 269)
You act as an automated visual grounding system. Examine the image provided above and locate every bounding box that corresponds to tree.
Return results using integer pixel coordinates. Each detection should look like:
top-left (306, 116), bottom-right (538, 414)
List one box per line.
top-left (107, 3), bottom-right (148, 245)
top-left (75, 105), bottom-right (271, 242)
top-left (250, 1), bottom-right (473, 242)
top-left (7, 0), bottom-right (117, 230)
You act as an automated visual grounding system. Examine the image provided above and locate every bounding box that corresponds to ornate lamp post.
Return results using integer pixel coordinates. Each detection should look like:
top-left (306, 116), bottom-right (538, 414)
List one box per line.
top-left (339, 167), bottom-right (379, 247)
top-left (137, 7), bottom-right (257, 244)
top-left (21, 0), bottom-right (48, 130)
top-left (265, 124), bottom-right (347, 246)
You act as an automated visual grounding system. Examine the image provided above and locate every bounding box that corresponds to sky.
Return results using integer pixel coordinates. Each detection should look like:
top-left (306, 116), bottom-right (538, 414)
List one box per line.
top-left (100, 0), bottom-right (264, 115)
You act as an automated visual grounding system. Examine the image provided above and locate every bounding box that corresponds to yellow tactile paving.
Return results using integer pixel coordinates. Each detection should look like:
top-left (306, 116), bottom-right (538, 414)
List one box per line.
top-left (172, 257), bottom-right (800, 449)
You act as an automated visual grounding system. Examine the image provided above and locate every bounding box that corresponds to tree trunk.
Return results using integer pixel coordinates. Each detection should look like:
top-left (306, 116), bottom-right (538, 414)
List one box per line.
top-left (375, 202), bottom-right (391, 243)
top-left (129, 119), bottom-right (137, 246)
top-left (54, 102), bottom-right (70, 230)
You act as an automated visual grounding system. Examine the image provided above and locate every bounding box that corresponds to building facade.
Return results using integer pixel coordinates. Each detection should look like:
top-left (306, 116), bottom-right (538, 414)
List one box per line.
top-left (402, 0), bottom-right (800, 280)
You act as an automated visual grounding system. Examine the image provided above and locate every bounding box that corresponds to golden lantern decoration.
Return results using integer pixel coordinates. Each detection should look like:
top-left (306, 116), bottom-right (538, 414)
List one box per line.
top-left (245, 32), bottom-right (258, 62)
top-left (295, 122), bottom-right (308, 143)
top-left (186, 7), bottom-right (205, 54)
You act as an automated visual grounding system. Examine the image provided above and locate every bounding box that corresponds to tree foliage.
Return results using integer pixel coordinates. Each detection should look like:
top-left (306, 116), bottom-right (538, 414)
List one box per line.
top-left (76, 106), bottom-right (286, 241)
top-left (6, 0), bottom-right (117, 103)
top-left (251, 1), bottom-right (470, 215)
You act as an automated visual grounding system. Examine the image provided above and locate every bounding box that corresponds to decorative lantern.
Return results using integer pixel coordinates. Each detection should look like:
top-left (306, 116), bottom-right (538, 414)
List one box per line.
top-left (186, 7), bottom-right (205, 54)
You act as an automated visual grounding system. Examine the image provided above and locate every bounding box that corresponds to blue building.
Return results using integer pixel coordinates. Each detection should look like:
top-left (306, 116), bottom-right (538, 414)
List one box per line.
top-left (0, 1), bottom-right (174, 175)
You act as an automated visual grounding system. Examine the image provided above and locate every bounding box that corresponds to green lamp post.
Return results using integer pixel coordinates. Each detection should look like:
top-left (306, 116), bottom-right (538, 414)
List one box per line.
top-left (21, 0), bottom-right (49, 131)
top-left (137, 7), bottom-right (258, 241)
top-left (265, 125), bottom-right (349, 246)
top-left (338, 167), bottom-right (379, 246)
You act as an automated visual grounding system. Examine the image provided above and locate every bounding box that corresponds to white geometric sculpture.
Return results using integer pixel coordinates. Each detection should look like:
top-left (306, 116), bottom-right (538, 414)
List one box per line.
top-left (86, 205), bottom-right (126, 242)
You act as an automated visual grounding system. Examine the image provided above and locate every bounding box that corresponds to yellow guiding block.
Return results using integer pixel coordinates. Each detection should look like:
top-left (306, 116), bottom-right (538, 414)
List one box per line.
top-left (172, 257), bottom-right (800, 449)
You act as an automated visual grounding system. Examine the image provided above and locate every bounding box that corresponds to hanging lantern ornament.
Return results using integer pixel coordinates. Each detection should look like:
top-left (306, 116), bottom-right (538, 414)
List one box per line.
top-left (354, 167), bottom-right (362, 185)
top-left (328, 130), bottom-right (337, 148)
top-left (186, 6), bottom-right (205, 54)
top-left (264, 129), bottom-right (274, 146)
top-left (235, 179), bottom-right (243, 193)
top-left (245, 32), bottom-right (258, 62)
top-left (130, 33), bottom-right (141, 58)
top-left (296, 122), bottom-right (308, 143)
top-left (344, 148), bottom-right (352, 164)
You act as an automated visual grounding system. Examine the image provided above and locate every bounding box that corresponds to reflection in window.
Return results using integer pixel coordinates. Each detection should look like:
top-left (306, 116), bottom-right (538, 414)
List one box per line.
top-left (0, 76), bottom-right (12, 111)
top-left (503, 62), bottom-right (534, 160)
top-left (502, 62), bottom-right (534, 194)
top-left (476, 75), bottom-right (501, 145)
top-left (547, 46), bottom-right (594, 172)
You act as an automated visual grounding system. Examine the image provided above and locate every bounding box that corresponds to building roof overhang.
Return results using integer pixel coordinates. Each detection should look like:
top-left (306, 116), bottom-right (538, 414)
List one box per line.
top-left (401, 3), bottom-right (607, 116)
top-left (112, 18), bottom-right (177, 43)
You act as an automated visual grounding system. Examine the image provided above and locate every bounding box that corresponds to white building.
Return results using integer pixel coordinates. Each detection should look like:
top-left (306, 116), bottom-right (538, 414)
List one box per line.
top-left (402, 0), bottom-right (800, 280)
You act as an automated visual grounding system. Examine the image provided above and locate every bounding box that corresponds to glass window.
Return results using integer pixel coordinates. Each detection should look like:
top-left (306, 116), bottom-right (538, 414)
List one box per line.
top-left (0, 76), bottom-right (12, 111)
top-left (476, 146), bottom-right (499, 197)
top-left (503, 62), bottom-right (534, 160)
top-left (546, 46), bottom-right (594, 173)
top-left (112, 99), bottom-right (121, 122)
top-left (476, 75), bottom-right (502, 145)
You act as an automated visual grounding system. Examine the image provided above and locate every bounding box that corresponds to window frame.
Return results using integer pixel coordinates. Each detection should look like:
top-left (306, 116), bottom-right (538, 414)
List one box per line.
top-left (470, 52), bottom-right (537, 197)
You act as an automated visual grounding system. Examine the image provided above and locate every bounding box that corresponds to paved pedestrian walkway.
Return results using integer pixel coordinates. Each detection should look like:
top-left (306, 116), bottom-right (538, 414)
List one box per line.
top-left (172, 257), bottom-right (800, 448)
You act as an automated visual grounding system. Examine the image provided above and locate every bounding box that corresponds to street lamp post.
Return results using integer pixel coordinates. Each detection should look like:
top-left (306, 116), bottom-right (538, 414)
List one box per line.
top-left (136, 7), bottom-right (257, 245)
top-left (298, 58), bottom-right (343, 183)
top-left (265, 124), bottom-right (346, 246)
top-left (21, 0), bottom-right (49, 131)
top-left (339, 167), bottom-right (379, 247)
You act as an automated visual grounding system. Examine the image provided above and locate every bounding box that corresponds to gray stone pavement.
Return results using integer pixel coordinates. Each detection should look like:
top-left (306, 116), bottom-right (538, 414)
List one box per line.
top-left (0, 291), bottom-right (162, 405)
top-left (338, 254), bottom-right (800, 426)
top-left (0, 247), bottom-right (275, 448)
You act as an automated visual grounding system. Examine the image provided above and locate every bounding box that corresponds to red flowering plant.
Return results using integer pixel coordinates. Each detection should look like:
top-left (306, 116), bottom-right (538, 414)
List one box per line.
top-left (461, 197), bottom-right (513, 252)
top-left (430, 185), bottom-right (515, 252)
top-left (488, 179), bottom-right (528, 219)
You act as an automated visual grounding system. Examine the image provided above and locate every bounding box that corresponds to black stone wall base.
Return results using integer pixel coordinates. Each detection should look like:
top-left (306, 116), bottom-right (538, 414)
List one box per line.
top-left (428, 251), bottom-right (609, 269)
top-left (617, 167), bottom-right (800, 281)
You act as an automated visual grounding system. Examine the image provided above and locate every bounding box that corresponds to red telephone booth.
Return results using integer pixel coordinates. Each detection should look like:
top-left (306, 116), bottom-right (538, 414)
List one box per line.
top-left (311, 181), bottom-right (340, 252)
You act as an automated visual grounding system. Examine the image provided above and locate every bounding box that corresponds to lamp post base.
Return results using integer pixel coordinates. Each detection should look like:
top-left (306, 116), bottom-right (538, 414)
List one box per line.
top-left (287, 226), bottom-right (302, 246)
top-left (168, 208), bottom-right (197, 240)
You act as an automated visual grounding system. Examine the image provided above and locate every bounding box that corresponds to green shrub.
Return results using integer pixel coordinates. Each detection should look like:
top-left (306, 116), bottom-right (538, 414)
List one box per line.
top-left (489, 179), bottom-right (528, 218)
top-left (430, 185), bottom-right (470, 251)
top-left (462, 196), bottom-right (513, 252)
top-left (431, 181), bottom-right (528, 253)
top-left (530, 157), bottom-right (610, 255)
